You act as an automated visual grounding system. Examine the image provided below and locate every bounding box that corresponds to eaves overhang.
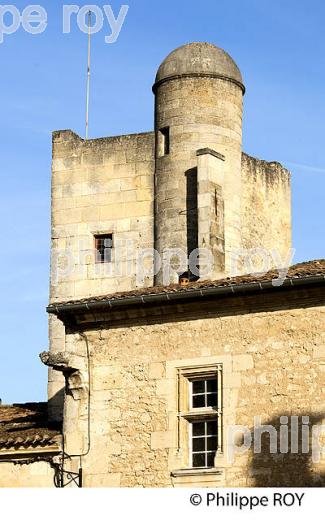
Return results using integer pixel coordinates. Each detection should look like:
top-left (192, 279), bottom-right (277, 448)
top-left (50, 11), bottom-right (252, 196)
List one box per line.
top-left (47, 274), bottom-right (325, 322)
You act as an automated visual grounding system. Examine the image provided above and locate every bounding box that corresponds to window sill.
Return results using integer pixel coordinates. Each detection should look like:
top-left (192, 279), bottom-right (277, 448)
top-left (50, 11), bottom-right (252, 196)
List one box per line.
top-left (171, 468), bottom-right (223, 478)
top-left (180, 410), bottom-right (219, 421)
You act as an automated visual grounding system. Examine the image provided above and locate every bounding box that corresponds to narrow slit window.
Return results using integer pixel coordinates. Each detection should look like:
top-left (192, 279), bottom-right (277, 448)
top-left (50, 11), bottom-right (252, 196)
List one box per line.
top-left (94, 234), bottom-right (113, 263)
top-left (159, 127), bottom-right (170, 156)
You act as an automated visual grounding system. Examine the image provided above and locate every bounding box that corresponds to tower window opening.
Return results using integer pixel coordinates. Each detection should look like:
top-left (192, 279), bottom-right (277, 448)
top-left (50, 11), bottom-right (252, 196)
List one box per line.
top-left (159, 127), bottom-right (170, 156)
top-left (94, 233), bottom-right (113, 263)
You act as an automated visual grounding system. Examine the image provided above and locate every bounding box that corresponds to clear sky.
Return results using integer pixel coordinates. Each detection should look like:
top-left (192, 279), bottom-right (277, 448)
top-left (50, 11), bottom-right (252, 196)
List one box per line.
top-left (0, 0), bottom-right (324, 404)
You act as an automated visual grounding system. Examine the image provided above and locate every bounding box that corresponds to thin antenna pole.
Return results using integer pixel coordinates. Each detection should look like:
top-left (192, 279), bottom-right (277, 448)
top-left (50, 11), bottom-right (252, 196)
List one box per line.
top-left (85, 10), bottom-right (91, 140)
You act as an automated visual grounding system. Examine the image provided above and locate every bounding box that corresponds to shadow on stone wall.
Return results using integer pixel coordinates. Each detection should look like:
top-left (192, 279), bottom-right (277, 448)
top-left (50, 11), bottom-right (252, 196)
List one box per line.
top-left (185, 167), bottom-right (198, 277)
top-left (48, 388), bottom-right (65, 423)
top-left (248, 412), bottom-right (325, 486)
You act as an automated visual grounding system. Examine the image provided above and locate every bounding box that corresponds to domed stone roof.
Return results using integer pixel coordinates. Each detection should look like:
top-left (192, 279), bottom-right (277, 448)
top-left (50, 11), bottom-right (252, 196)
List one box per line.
top-left (154, 42), bottom-right (244, 92)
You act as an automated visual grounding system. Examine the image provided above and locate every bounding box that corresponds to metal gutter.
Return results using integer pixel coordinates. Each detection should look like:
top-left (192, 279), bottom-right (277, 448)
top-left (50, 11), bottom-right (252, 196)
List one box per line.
top-left (47, 274), bottom-right (325, 316)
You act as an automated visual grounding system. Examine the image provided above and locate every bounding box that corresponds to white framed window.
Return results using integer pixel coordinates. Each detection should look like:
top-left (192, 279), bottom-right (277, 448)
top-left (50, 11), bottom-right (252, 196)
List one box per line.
top-left (190, 419), bottom-right (218, 468)
top-left (177, 365), bottom-right (223, 469)
top-left (190, 377), bottom-right (218, 408)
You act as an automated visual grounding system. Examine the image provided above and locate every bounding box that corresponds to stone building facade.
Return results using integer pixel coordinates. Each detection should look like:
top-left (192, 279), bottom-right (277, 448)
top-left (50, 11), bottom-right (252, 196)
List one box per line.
top-left (0, 42), bottom-right (324, 487)
top-left (48, 42), bottom-right (291, 421)
top-left (44, 261), bottom-right (325, 488)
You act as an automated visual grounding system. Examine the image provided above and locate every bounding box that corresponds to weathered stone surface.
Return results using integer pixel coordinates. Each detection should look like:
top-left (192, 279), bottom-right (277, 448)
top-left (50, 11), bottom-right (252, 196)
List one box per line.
top-left (12, 41), bottom-right (308, 490)
top-left (52, 303), bottom-right (325, 487)
top-left (0, 461), bottom-right (56, 488)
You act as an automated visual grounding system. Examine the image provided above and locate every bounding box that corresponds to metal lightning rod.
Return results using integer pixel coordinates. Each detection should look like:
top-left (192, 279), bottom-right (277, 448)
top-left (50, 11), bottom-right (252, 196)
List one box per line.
top-left (85, 10), bottom-right (91, 140)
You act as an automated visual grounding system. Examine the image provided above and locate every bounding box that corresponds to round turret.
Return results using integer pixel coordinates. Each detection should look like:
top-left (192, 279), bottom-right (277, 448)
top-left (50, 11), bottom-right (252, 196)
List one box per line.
top-left (153, 43), bottom-right (244, 285)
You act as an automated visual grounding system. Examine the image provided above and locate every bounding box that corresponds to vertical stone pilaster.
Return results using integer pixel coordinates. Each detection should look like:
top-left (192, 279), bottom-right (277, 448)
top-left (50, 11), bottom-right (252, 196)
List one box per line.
top-left (197, 149), bottom-right (225, 280)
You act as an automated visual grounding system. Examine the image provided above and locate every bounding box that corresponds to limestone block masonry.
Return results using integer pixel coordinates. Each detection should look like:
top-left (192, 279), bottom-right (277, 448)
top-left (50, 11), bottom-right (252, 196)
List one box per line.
top-left (49, 130), bottom-right (155, 419)
top-left (62, 301), bottom-right (325, 487)
top-left (0, 461), bottom-right (55, 487)
top-left (49, 42), bottom-right (292, 431)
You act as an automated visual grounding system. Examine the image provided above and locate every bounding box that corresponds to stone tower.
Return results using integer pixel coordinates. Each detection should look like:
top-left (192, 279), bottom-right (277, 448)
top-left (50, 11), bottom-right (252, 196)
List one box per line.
top-left (153, 42), bottom-right (245, 284)
top-left (48, 42), bottom-right (291, 421)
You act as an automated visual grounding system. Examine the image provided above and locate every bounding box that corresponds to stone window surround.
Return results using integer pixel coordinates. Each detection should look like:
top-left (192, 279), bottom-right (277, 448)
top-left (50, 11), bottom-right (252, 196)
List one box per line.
top-left (178, 365), bottom-right (223, 470)
top-left (157, 126), bottom-right (170, 156)
top-left (152, 353), bottom-right (240, 484)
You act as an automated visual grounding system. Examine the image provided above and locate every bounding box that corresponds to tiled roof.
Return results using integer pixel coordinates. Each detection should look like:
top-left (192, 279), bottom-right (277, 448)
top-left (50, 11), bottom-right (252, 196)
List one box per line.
top-left (48, 259), bottom-right (325, 309)
top-left (0, 403), bottom-right (62, 452)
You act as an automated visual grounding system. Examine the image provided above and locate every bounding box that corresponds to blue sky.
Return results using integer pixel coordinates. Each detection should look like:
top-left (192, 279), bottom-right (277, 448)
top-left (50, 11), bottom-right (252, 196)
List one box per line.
top-left (0, 0), bottom-right (324, 404)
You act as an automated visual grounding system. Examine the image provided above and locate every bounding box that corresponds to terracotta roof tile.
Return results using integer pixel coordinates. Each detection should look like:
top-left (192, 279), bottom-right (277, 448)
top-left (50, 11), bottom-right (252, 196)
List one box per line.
top-left (48, 259), bottom-right (325, 309)
top-left (0, 402), bottom-right (62, 451)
